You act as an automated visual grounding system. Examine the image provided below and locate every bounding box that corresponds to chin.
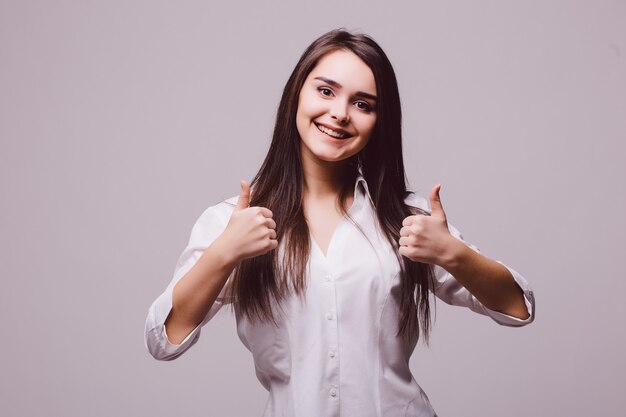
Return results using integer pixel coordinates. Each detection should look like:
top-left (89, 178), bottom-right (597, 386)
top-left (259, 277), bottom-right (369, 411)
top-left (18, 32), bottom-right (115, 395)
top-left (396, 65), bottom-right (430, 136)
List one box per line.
top-left (307, 142), bottom-right (358, 163)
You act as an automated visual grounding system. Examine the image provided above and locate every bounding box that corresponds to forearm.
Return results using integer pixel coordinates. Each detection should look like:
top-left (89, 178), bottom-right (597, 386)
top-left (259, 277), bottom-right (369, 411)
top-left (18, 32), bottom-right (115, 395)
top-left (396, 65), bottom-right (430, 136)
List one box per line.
top-left (165, 236), bottom-right (239, 344)
top-left (440, 239), bottom-right (530, 320)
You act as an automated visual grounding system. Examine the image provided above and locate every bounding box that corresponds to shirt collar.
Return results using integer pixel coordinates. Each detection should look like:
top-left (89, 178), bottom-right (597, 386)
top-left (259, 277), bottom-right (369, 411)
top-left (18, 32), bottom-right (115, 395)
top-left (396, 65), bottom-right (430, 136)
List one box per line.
top-left (353, 170), bottom-right (375, 208)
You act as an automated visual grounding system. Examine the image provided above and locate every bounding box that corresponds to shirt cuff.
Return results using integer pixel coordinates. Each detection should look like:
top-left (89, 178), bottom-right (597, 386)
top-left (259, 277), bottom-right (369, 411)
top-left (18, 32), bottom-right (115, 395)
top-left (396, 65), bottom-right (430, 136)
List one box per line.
top-left (161, 321), bottom-right (203, 354)
top-left (481, 262), bottom-right (536, 327)
top-left (145, 286), bottom-right (204, 360)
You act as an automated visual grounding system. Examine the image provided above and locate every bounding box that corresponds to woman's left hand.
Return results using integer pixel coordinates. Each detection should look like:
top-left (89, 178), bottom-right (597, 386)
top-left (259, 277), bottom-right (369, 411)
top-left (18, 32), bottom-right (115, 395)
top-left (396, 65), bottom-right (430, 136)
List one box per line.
top-left (399, 184), bottom-right (458, 267)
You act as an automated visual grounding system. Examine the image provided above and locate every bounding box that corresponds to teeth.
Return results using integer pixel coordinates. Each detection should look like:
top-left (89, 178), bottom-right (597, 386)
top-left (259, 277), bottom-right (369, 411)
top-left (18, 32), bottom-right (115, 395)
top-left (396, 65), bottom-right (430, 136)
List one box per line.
top-left (316, 124), bottom-right (349, 139)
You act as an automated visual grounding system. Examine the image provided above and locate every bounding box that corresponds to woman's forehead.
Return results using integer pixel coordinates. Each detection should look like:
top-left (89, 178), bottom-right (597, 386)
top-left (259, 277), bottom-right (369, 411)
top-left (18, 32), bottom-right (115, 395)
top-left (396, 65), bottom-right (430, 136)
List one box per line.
top-left (307, 50), bottom-right (377, 95)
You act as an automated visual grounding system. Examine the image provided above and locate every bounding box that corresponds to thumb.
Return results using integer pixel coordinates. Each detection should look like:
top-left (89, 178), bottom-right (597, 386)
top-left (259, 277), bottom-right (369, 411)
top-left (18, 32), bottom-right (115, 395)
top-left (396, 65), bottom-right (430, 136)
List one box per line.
top-left (235, 180), bottom-right (251, 211)
top-left (429, 183), bottom-right (447, 221)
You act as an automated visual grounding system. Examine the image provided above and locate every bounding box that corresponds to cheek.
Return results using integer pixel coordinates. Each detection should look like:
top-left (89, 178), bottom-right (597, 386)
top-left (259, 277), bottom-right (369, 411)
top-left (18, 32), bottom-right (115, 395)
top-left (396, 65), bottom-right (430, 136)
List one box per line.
top-left (297, 96), bottom-right (311, 112)
top-left (352, 118), bottom-right (377, 153)
top-left (359, 117), bottom-right (377, 140)
top-left (295, 115), bottom-right (306, 141)
top-left (295, 98), bottom-right (310, 133)
top-left (296, 103), bottom-right (312, 130)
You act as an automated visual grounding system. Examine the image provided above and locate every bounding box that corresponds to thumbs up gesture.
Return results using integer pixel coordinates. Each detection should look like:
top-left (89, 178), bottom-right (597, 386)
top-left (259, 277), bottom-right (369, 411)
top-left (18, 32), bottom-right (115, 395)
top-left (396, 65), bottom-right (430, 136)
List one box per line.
top-left (219, 180), bottom-right (278, 264)
top-left (398, 184), bottom-right (456, 266)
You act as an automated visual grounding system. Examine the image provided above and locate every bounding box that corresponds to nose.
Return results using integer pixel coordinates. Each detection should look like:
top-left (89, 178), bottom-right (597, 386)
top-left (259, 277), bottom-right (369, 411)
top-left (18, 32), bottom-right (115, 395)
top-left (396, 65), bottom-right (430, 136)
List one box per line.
top-left (329, 100), bottom-right (350, 125)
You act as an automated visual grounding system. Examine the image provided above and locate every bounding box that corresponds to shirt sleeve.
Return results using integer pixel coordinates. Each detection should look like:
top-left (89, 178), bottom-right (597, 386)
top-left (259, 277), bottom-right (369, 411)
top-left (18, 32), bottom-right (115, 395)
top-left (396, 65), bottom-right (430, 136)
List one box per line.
top-left (432, 222), bottom-right (536, 327)
top-left (405, 192), bottom-right (535, 327)
top-left (144, 202), bottom-right (236, 361)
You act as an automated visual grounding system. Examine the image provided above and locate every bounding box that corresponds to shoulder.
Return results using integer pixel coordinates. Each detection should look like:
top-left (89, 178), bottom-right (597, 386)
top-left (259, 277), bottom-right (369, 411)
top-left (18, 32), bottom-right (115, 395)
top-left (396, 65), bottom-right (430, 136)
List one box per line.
top-left (194, 195), bottom-right (239, 229)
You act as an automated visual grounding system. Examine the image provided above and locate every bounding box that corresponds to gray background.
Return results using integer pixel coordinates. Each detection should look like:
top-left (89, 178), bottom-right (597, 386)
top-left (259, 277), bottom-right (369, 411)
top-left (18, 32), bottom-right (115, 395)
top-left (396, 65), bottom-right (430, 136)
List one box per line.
top-left (1, 1), bottom-right (624, 416)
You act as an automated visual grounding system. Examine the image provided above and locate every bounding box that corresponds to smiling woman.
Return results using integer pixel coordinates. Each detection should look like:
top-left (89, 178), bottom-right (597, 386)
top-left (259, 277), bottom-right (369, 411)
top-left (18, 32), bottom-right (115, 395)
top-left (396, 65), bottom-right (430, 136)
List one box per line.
top-left (144, 29), bottom-right (535, 417)
top-left (296, 50), bottom-right (378, 164)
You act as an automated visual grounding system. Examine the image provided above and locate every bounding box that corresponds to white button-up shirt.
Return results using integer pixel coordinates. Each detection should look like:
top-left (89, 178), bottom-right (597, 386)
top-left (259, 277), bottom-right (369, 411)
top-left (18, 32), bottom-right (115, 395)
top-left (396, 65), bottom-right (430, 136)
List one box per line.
top-left (145, 174), bottom-right (535, 417)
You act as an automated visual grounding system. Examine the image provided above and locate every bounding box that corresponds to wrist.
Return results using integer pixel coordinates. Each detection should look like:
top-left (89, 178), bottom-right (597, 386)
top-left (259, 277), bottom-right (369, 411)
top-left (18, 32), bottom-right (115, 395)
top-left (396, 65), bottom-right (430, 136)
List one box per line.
top-left (210, 235), bottom-right (241, 271)
top-left (438, 236), bottom-right (472, 273)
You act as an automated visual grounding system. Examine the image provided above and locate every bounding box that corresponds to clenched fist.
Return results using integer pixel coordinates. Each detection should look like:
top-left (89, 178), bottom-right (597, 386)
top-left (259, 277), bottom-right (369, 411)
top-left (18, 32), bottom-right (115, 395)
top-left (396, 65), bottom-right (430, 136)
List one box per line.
top-left (219, 180), bottom-right (278, 264)
top-left (398, 184), bottom-right (457, 266)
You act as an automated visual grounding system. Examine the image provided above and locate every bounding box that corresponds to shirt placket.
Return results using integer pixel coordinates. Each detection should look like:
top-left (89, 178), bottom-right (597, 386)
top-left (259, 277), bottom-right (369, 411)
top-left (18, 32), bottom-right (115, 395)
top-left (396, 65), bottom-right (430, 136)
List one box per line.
top-left (306, 178), bottom-right (365, 417)
top-left (321, 267), bottom-right (340, 415)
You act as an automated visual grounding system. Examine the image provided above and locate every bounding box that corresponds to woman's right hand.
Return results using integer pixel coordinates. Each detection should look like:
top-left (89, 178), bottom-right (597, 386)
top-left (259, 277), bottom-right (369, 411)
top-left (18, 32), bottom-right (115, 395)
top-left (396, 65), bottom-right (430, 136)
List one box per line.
top-left (217, 180), bottom-right (278, 264)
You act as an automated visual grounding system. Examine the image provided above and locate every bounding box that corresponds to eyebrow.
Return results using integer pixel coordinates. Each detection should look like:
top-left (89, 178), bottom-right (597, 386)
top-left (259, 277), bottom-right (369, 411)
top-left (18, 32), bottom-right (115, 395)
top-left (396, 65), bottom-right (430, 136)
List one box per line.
top-left (314, 76), bottom-right (378, 101)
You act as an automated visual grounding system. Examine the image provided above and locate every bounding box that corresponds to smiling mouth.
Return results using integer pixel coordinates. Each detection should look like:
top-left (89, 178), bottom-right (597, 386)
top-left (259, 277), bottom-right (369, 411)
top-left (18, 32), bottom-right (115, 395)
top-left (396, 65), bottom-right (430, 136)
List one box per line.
top-left (315, 123), bottom-right (352, 140)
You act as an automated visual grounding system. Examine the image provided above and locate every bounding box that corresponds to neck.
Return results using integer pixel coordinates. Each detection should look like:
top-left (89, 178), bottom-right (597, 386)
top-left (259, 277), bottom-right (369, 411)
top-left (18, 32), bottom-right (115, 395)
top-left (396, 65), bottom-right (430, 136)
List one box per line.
top-left (300, 152), bottom-right (352, 200)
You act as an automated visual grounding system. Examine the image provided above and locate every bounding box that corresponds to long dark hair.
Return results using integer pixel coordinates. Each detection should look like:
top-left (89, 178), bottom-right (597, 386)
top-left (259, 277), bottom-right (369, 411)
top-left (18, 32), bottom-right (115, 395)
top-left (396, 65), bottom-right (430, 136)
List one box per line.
top-left (229, 29), bottom-right (435, 342)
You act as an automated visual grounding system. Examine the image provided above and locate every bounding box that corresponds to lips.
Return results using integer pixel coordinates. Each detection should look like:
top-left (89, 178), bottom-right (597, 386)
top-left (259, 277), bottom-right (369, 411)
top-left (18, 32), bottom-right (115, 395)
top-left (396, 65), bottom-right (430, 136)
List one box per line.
top-left (314, 122), bottom-right (353, 140)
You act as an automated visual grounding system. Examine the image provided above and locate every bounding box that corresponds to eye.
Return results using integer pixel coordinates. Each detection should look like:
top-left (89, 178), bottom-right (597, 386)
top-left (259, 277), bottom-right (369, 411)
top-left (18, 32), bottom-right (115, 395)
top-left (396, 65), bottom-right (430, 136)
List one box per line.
top-left (355, 100), bottom-right (373, 112)
top-left (318, 87), bottom-right (334, 97)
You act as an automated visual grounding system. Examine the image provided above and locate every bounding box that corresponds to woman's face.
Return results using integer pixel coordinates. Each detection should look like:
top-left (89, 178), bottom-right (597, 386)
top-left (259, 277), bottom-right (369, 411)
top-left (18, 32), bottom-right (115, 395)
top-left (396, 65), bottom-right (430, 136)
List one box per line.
top-left (296, 49), bottom-right (377, 165)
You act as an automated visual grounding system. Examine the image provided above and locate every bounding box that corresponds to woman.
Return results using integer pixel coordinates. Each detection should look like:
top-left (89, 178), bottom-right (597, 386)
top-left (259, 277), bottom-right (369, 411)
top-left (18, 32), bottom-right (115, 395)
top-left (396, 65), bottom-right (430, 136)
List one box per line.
top-left (145, 29), bottom-right (535, 417)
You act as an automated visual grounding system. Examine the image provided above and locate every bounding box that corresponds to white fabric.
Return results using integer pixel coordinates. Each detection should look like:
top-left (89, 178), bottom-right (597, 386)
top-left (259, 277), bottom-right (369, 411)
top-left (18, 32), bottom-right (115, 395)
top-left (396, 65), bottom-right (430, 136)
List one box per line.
top-left (144, 174), bottom-right (535, 417)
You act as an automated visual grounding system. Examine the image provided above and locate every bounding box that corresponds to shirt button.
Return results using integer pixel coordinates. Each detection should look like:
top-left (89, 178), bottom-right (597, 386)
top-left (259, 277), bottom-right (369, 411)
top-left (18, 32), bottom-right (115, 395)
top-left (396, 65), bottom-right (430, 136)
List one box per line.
top-left (330, 388), bottom-right (337, 397)
top-left (329, 350), bottom-right (336, 358)
top-left (326, 313), bottom-right (334, 320)
top-left (324, 274), bottom-right (332, 282)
